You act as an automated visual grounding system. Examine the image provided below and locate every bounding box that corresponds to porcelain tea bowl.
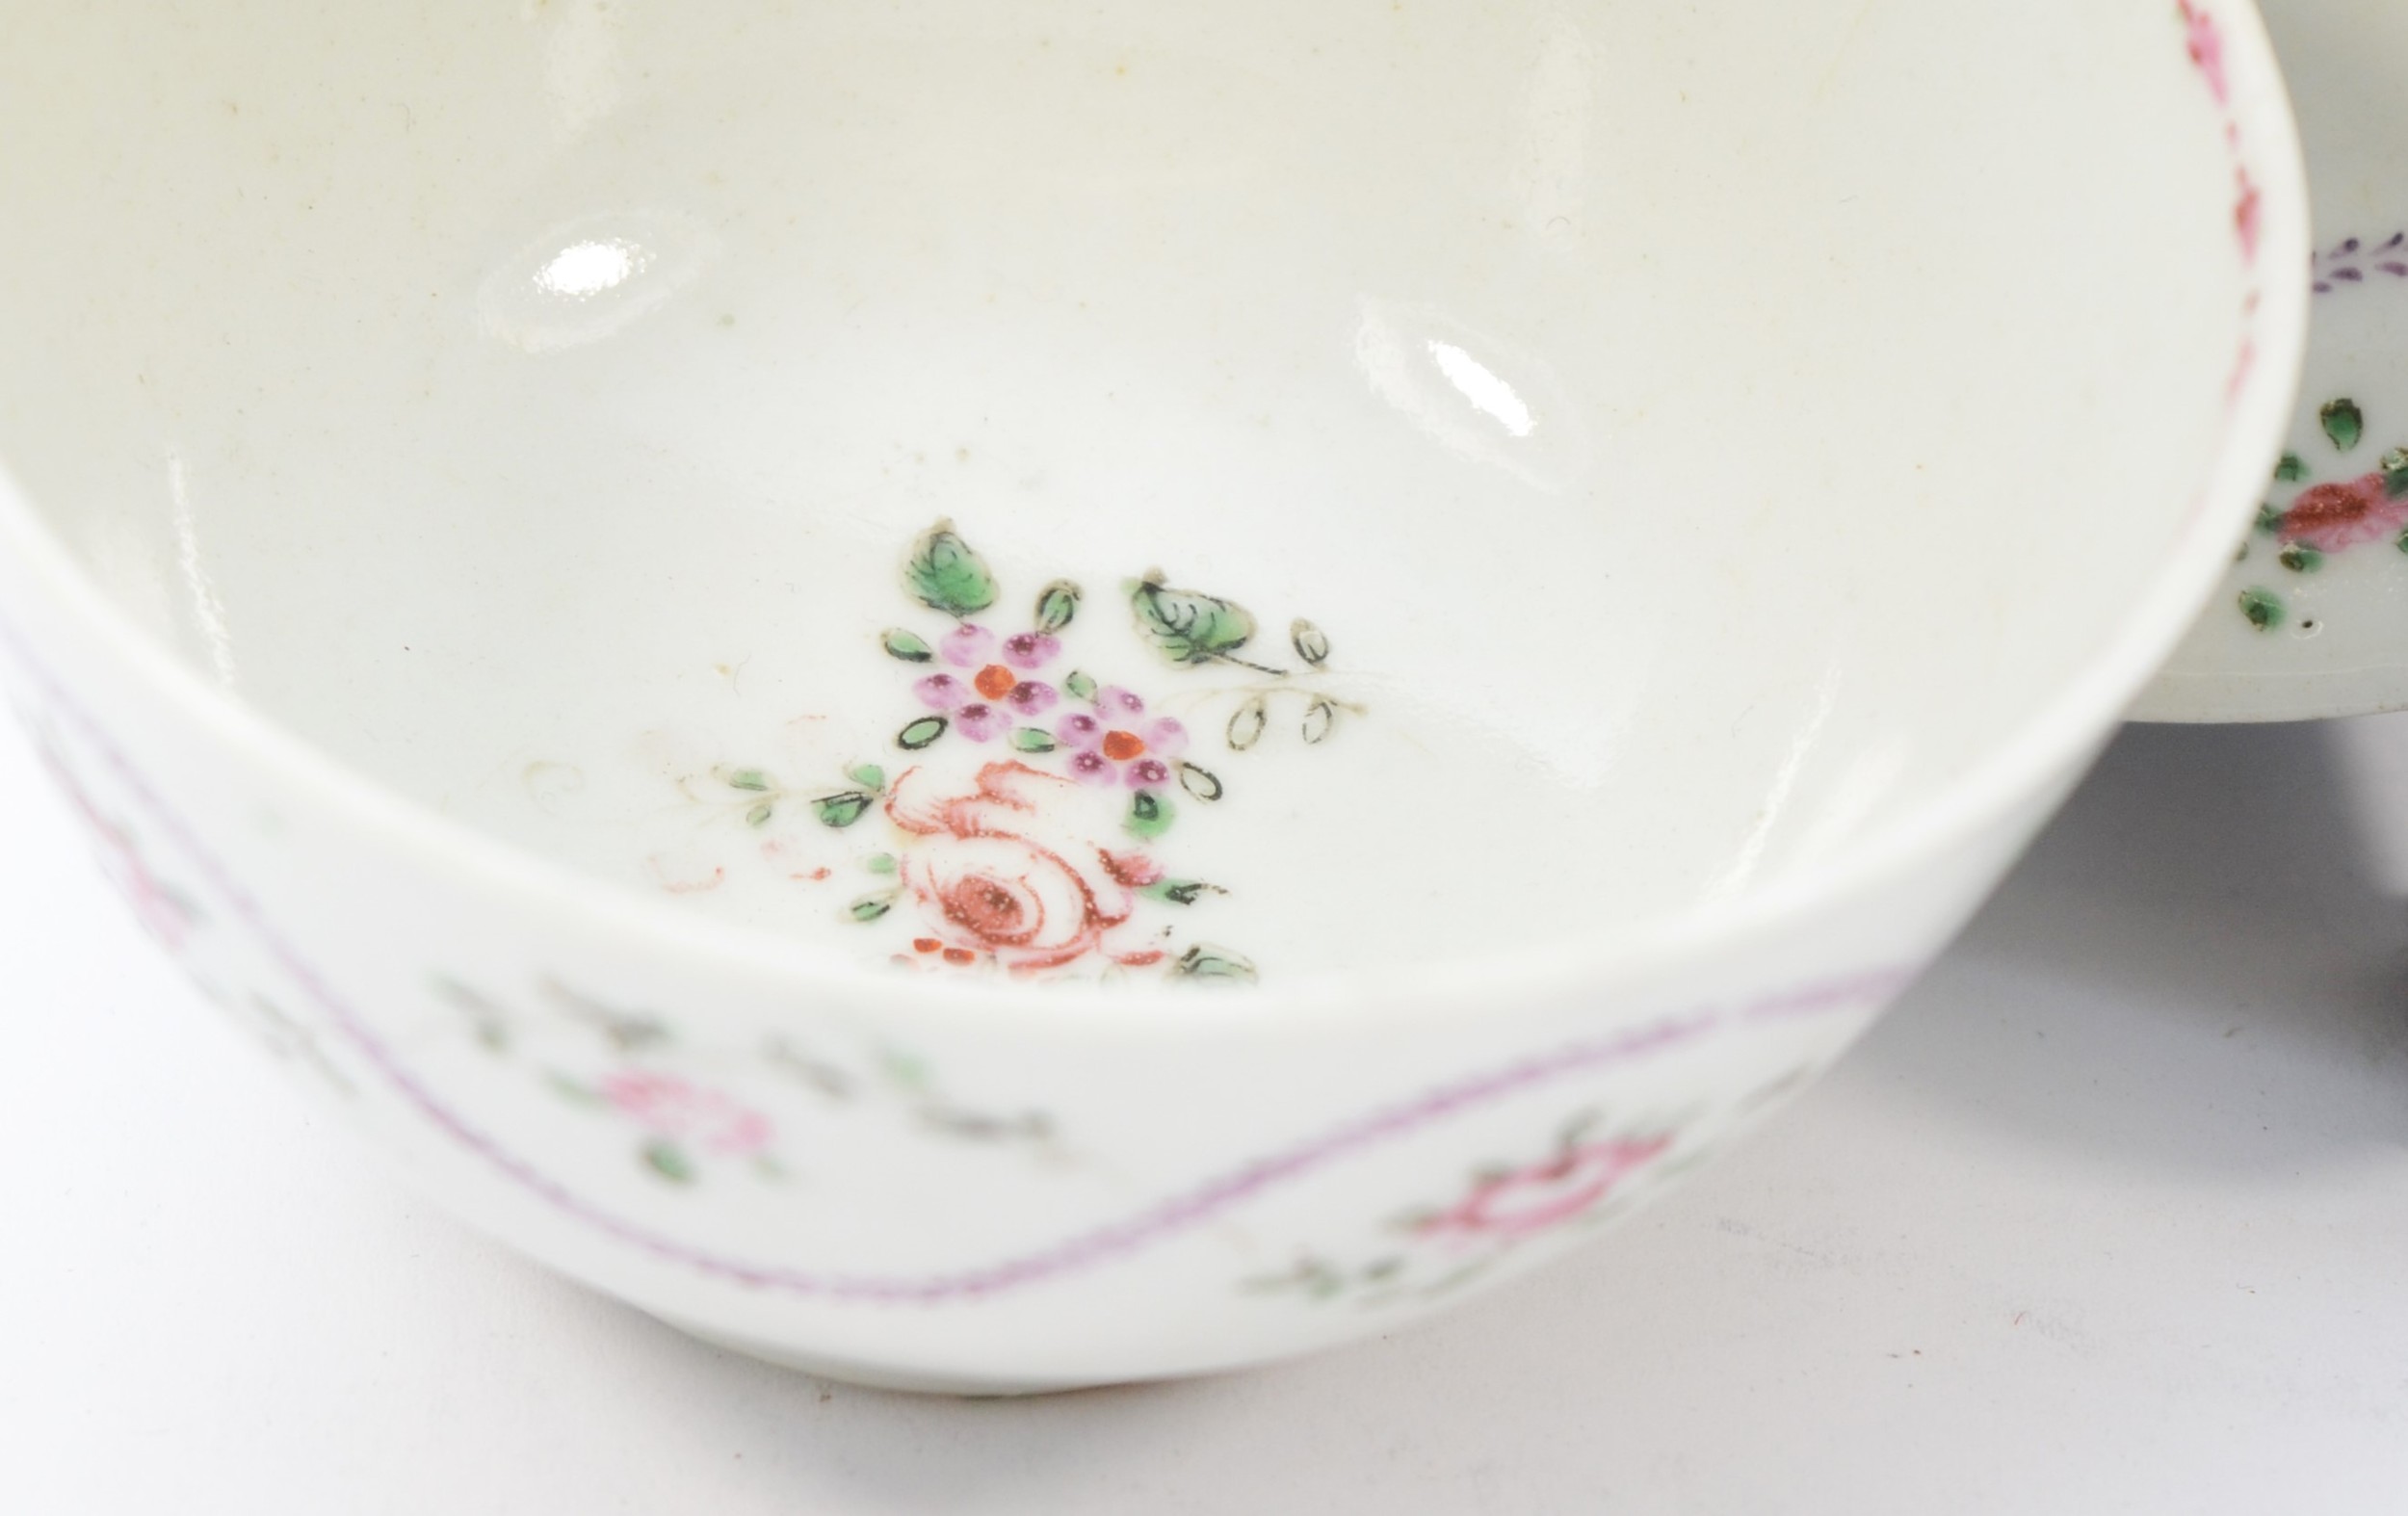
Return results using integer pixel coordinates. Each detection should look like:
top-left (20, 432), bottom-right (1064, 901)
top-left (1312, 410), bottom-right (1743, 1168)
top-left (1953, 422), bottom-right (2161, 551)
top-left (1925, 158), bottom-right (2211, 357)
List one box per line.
top-left (0, 0), bottom-right (2302, 1393)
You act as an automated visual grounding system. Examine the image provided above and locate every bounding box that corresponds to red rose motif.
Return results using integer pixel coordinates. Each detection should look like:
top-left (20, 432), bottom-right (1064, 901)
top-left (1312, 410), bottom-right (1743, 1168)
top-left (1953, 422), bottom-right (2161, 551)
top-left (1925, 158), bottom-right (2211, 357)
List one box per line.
top-left (1416, 1134), bottom-right (1675, 1242)
top-left (2278, 472), bottom-right (2408, 552)
top-left (886, 760), bottom-right (1162, 973)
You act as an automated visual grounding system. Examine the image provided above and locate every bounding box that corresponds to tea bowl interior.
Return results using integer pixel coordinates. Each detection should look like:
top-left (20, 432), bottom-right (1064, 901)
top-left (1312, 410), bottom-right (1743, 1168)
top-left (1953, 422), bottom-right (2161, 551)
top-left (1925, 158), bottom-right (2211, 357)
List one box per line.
top-left (0, 0), bottom-right (2283, 990)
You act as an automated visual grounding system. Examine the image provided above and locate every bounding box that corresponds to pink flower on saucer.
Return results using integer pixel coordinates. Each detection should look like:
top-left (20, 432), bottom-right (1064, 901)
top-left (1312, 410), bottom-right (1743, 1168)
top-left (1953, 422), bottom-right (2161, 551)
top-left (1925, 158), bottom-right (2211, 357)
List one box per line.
top-left (913, 624), bottom-right (1061, 741)
top-left (1055, 690), bottom-right (1187, 789)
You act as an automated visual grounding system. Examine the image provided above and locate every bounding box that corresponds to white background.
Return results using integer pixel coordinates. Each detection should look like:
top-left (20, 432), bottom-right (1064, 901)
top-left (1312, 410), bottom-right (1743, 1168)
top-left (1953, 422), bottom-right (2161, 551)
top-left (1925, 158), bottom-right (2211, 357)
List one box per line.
top-left (2, 711), bottom-right (2403, 1514)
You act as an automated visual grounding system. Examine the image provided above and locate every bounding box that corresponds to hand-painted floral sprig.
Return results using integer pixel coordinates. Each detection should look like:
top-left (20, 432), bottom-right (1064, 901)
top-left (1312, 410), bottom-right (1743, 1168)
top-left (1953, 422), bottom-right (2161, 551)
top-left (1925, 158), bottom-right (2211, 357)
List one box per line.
top-left (1241, 1109), bottom-right (1688, 1310)
top-left (704, 519), bottom-right (1360, 983)
top-left (1127, 573), bottom-right (1367, 754)
top-left (2234, 396), bottom-right (2408, 632)
top-left (2313, 232), bottom-right (2408, 296)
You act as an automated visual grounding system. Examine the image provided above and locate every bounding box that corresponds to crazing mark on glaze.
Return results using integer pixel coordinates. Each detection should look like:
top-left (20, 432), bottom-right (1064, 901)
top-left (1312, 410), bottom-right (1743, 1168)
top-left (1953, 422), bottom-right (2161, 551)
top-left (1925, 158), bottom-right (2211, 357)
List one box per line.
top-left (2234, 398), bottom-right (2408, 631)
top-left (700, 520), bottom-right (1363, 982)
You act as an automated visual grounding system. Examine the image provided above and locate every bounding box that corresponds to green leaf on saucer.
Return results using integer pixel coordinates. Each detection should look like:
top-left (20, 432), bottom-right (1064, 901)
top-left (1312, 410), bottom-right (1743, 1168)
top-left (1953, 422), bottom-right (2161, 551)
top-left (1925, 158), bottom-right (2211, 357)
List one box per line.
top-left (1130, 572), bottom-right (1258, 665)
top-left (1010, 727), bottom-right (1057, 753)
top-left (1172, 944), bottom-right (1259, 983)
top-left (866, 852), bottom-right (899, 876)
top-left (904, 520), bottom-right (999, 617)
top-left (2383, 450), bottom-right (2408, 499)
top-left (1179, 762), bottom-right (1223, 801)
top-left (813, 791), bottom-right (877, 828)
top-left (2273, 453), bottom-right (2310, 484)
top-left (642, 1139), bottom-right (695, 1184)
top-left (1291, 617), bottom-right (1331, 666)
top-left (1226, 695), bottom-right (1268, 751)
top-left (849, 764), bottom-right (887, 791)
top-left (2254, 503), bottom-right (2284, 536)
top-left (2278, 544), bottom-right (2323, 574)
top-left (1064, 669), bottom-right (1098, 701)
top-left (1035, 579), bottom-right (1082, 634)
top-left (1143, 879), bottom-right (1225, 905)
top-left (2238, 587), bottom-right (2285, 631)
top-left (898, 716), bottom-right (948, 750)
top-left (745, 801), bottom-right (775, 828)
top-left (726, 768), bottom-right (772, 793)
top-left (1301, 697), bottom-right (1338, 745)
top-left (2321, 398), bottom-right (2365, 453)
top-left (882, 629), bottom-right (935, 663)
top-left (849, 895), bottom-right (894, 923)
top-left (1126, 790), bottom-right (1175, 840)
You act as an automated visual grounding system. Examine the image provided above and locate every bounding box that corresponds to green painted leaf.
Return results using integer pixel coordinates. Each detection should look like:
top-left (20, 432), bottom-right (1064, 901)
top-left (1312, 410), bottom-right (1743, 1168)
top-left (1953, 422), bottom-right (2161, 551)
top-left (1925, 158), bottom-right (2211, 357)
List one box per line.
top-left (866, 852), bottom-right (899, 876)
top-left (1226, 695), bottom-right (1268, 751)
top-left (1130, 574), bottom-right (1259, 664)
top-left (849, 764), bottom-right (887, 791)
top-left (1301, 697), bottom-right (1338, 745)
top-left (642, 1139), bottom-right (695, 1184)
top-left (545, 1071), bottom-right (606, 1107)
top-left (814, 791), bottom-right (876, 827)
top-left (882, 628), bottom-right (935, 663)
top-left (2321, 398), bottom-right (2365, 453)
top-left (2384, 449), bottom-right (2408, 499)
top-left (898, 715), bottom-right (949, 750)
top-left (1126, 790), bottom-right (1175, 840)
top-left (1064, 669), bottom-right (1098, 701)
top-left (1142, 878), bottom-right (1224, 905)
top-left (2279, 543), bottom-right (2324, 574)
top-left (1009, 727), bottom-right (1057, 753)
top-left (1179, 762), bottom-right (1223, 801)
top-left (1291, 617), bottom-right (1330, 666)
top-left (1172, 944), bottom-right (1259, 982)
top-left (904, 520), bottom-right (999, 617)
top-left (2273, 452), bottom-right (2310, 484)
top-left (726, 768), bottom-right (772, 793)
top-left (1035, 579), bottom-right (1082, 634)
top-left (2397, 528), bottom-right (2408, 557)
top-left (849, 894), bottom-right (895, 923)
top-left (2254, 503), bottom-right (2284, 536)
top-left (2238, 587), bottom-right (2285, 631)
top-left (745, 800), bottom-right (775, 827)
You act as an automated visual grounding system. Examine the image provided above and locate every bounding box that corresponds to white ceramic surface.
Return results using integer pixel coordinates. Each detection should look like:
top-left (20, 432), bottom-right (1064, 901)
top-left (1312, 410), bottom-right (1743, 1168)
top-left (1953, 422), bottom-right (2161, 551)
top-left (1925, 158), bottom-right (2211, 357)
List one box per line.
top-left (2142, 0), bottom-right (2408, 721)
top-left (0, 0), bottom-right (2303, 1391)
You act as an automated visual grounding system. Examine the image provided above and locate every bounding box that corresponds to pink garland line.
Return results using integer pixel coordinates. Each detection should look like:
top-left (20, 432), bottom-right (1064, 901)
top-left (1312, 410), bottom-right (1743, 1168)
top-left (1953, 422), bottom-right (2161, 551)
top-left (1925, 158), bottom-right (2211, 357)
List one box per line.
top-left (1, 614), bottom-right (1910, 1303)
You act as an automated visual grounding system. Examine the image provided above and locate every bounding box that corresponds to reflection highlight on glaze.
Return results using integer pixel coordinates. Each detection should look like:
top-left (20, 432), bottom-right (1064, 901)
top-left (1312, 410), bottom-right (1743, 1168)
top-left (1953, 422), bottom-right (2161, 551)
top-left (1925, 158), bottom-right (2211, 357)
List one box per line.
top-left (1354, 297), bottom-right (1586, 489)
top-left (1427, 341), bottom-right (1536, 437)
top-left (478, 210), bottom-right (717, 353)
top-left (167, 454), bottom-right (238, 689)
top-left (537, 239), bottom-right (645, 299)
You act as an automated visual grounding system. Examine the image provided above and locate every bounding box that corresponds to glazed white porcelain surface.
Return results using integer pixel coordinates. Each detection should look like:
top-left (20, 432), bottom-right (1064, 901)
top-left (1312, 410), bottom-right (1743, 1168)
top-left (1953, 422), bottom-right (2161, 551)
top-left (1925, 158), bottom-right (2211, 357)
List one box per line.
top-left (0, 0), bottom-right (2302, 1391)
top-left (2141, 0), bottom-right (2408, 722)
